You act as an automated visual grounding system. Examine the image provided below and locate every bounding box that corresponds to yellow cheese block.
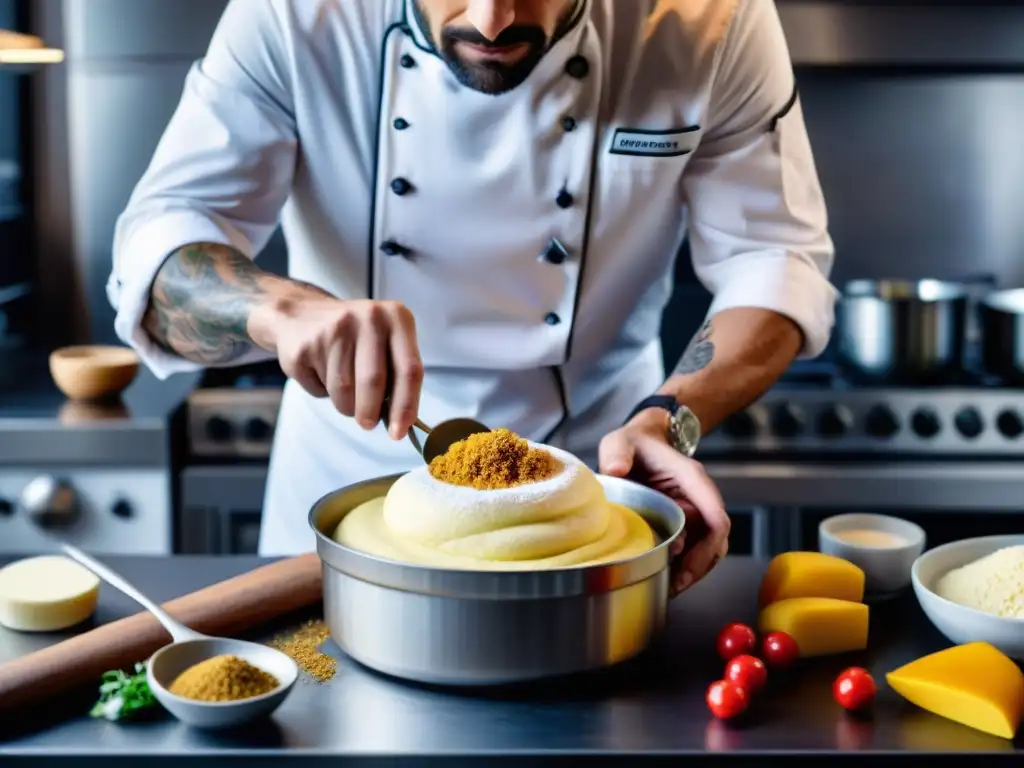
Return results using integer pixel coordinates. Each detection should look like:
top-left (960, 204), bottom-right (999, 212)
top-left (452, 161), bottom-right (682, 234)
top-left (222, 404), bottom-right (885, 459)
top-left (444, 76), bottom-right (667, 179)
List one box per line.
top-left (758, 551), bottom-right (865, 607)
top-left (756, 597), bottom-right (869, 657)
top-left (0, 555), bottom-right (100, 632)
top-left (887, 642), bottom-right (1024, 740)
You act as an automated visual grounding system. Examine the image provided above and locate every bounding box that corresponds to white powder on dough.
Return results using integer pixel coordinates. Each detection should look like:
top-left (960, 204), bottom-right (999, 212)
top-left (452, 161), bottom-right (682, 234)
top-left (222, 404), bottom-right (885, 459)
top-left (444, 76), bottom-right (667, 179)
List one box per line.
top-left (934, 545), bottom-right (1024, 619)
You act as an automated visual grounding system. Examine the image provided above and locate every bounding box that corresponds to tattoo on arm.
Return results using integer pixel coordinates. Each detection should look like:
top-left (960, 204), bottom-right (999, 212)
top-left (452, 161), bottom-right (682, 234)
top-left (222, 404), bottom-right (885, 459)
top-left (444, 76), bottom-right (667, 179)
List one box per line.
top-left (142, 242), bottom-right (267, 365)
top-left (673, 320), bottom-right (716, 376)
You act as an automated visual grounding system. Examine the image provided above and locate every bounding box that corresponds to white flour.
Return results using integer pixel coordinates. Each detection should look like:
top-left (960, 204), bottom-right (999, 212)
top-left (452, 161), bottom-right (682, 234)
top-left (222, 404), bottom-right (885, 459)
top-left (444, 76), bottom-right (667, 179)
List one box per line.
top-left (934, 545), bottom-right (1024, 619)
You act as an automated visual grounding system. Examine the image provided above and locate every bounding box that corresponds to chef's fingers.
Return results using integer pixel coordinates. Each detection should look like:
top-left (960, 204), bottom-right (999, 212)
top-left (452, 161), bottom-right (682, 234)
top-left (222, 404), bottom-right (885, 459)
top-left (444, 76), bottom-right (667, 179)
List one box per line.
top-left (353, 311), bottom-right (389, 430)
top-left (386, 305), bottom-right (424, 440)
top-left (597, 429), bottom-right (636, 477)
top-left (325, 338), bottom-right (356, 417)
top-left (641, 441), bottom-right (728, 590)
top-left (676, 534), bottom-right (728, 595)
top-left (291, 363), bottom-right (328, 399)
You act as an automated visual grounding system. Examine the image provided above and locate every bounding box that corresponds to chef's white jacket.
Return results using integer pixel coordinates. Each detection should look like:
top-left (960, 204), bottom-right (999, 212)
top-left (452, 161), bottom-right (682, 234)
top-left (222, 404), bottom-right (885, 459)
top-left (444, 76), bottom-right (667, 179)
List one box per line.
top-left (108, 0), bottom-right (837, 556)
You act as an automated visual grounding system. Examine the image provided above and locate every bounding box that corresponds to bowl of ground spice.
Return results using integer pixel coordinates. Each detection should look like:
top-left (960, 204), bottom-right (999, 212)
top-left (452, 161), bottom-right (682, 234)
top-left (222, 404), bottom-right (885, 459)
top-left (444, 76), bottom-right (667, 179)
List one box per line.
top-left (147, 638), bottom-right (298, 730)
top-left (308, 428), bottom-right (684, 686)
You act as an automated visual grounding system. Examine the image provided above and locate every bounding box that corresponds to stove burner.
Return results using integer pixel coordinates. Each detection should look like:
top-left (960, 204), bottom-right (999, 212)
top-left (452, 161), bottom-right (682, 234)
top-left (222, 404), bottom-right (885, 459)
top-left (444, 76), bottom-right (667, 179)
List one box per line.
top-left (704, 358), bottom-right (1024, 459)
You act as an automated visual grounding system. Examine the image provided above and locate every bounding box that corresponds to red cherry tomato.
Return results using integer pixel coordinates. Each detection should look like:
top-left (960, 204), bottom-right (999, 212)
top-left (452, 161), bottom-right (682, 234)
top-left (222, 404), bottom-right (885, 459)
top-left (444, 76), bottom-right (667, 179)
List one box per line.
top-left (706, 679), bottom-right (749, 720)
top-left (716, 622), bottom-right (757, 661)
top-left (833, 667), bottom-right (877, 712)
top-left (761, 631), bottom-right (800, 667)
top-left (724, 654), bottom-right (767, 694)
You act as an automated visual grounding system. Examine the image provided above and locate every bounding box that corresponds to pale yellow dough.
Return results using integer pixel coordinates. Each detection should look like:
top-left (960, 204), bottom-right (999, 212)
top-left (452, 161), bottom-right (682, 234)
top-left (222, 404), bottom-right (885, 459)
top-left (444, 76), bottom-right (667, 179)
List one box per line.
top-left (334, 443), bottom-right (656, 570)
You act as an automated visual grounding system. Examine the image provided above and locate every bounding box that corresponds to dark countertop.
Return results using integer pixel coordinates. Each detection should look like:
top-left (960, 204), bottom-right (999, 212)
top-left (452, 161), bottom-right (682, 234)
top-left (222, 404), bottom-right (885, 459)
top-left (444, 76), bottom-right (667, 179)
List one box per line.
top-left (0, 555), bottom-right (1020, 765)
top-left (0, 347), bottom-right (200, 466)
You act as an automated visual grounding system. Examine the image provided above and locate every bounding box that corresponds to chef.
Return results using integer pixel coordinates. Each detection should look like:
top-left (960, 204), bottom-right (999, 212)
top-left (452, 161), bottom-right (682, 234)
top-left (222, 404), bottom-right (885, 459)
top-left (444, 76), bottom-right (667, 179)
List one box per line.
top-left (108, 0), bottom-right (837, 593)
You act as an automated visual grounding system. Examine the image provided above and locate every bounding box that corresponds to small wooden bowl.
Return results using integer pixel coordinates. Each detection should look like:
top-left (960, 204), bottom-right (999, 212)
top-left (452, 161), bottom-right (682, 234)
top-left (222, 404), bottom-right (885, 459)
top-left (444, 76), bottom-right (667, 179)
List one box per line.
top-left (49, 345), bottom-right (140, 402)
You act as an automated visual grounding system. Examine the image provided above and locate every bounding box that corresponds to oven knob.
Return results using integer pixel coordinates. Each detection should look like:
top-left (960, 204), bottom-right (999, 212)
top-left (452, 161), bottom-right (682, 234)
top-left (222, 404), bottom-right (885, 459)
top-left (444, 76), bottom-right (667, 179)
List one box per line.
top-left (205, 416), bottom-right (234, 443)
top-left (953, 407), bottom-right (984, 439)
top-left (111, 498), bottom-right (133, 519)
top-left (996, 409), bottom-right (1024, 439)
top-left (910, 408), bottom-right (942, 439)
top-left (243, 417), bottom-right (272, 441)
top-left (864, 405), bottom-right (900, 438)
top-left (770, 403), bottom-right (805, 437)
top-left (0, 498), bottom-right (12, 517)
top-left (20, 476), bottom-right (80, 530)
top-left (721, 410), bottom-right (758, 439)
top-left (815, 405), bottom-right (853, 438)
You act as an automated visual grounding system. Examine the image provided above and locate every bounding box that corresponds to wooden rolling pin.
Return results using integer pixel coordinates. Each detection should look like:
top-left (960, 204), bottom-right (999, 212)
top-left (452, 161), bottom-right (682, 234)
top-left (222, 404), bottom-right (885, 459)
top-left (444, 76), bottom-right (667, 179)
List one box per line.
top-left (0, 554), bottom-right (323, 712)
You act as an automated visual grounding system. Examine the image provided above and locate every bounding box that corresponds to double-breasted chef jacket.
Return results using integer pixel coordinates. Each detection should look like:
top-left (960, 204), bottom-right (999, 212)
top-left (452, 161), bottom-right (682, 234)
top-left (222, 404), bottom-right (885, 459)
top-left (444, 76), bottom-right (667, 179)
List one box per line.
top-left (109, 0), bottom-right (838, 556)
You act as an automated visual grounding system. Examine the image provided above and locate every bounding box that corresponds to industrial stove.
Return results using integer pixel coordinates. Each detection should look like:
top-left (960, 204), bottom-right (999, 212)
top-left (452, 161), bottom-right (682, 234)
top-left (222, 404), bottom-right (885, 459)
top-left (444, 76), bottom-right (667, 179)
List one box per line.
top-left (180, 358), bottom-right (1024, 557)
top-left (178, 362), bottom-right (285, 555)
top-left (0, 350), bottom-right (194, 556)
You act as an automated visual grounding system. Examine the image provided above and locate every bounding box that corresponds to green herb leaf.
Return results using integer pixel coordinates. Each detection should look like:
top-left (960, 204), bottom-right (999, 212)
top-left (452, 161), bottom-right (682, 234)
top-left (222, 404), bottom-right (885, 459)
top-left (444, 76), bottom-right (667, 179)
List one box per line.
top-left (90, 661), bottom-right (160, 722)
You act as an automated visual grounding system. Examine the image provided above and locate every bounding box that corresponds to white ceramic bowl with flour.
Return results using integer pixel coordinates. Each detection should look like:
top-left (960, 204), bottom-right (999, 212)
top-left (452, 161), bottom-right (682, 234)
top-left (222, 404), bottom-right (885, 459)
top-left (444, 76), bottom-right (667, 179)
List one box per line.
top-left (912, 534), bottom-right (1024, 660)
top-left (819, 513), bottom-right (926, 596)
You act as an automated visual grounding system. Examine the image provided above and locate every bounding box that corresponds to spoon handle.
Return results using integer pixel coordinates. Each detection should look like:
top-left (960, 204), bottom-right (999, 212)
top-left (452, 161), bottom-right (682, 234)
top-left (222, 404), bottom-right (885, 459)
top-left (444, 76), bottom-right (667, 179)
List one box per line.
top-left (59, 543), bottom-right (204, 643)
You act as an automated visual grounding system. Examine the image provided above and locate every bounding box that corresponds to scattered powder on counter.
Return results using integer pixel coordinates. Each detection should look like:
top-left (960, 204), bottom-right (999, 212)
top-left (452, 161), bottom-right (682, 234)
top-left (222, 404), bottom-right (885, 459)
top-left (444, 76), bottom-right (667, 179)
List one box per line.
top-left (269, 619), bottom-right (337, 682)
top-left (428, 428), bottom-right (561, 490)
top-left (169, 654), bottom-right (279, 702)
top-left (934, 545), bottom-right (1024, 619)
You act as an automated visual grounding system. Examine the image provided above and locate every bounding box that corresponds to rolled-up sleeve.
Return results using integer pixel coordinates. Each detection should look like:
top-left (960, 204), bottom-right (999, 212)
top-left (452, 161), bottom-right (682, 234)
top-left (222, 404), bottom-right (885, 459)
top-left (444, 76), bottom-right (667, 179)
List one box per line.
top-left (108, 0), bottom-right (298, 378)
top-left (682, 0), bottom-right (838, 358)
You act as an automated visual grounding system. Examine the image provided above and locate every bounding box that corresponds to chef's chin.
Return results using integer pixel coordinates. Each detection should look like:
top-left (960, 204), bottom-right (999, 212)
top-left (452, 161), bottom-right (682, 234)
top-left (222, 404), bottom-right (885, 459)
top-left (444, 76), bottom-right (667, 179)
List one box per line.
top-left (442, 47), bottom-right (545, 95)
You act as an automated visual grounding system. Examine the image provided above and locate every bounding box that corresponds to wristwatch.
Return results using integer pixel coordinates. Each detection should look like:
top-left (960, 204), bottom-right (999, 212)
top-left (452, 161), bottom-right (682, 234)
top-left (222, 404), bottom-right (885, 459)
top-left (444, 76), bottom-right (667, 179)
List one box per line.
top-left (626, 395), bottom-right (702, 458)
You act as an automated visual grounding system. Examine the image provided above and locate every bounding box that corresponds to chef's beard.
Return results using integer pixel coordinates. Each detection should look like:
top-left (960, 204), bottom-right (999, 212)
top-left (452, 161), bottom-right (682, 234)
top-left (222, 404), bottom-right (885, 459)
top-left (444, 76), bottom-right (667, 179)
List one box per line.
top-left (440, 26), bottom-right (548, 95)
top-left (413, 2), bottom-right (548, 95)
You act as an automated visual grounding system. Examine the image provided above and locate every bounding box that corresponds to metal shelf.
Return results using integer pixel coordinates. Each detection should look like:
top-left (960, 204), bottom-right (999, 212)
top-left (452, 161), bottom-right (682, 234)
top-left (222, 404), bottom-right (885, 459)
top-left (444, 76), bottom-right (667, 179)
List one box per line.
top-left (779, 2), bottom-right (1024, 68)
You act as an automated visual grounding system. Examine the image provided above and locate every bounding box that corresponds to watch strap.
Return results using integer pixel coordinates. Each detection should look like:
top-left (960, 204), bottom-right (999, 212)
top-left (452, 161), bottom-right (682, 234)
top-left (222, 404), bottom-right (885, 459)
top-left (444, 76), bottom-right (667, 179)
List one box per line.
top-left (625, 395), bottom-right (679, 425)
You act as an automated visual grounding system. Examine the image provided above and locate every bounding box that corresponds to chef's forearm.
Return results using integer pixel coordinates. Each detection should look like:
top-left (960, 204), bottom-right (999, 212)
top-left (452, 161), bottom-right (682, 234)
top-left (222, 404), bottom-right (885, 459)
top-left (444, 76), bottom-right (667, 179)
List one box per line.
top-left (656, 308), bottom-right (803, 432)
top-left (142, 242), bottom-right (318, 365)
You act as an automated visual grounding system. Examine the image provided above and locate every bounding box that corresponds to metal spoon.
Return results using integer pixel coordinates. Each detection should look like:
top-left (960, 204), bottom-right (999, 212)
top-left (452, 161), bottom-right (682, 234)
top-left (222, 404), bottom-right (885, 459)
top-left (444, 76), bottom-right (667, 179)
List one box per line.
top-left (380, 365), bottom-right (489, 463)
top-left (59, 543), bottom-right (298, 730)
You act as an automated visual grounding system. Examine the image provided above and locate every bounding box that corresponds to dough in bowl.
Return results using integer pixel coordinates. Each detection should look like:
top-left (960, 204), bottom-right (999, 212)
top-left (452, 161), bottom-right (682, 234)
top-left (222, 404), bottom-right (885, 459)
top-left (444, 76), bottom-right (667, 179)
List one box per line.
top-left (333, 433), bottom-right (655, 570)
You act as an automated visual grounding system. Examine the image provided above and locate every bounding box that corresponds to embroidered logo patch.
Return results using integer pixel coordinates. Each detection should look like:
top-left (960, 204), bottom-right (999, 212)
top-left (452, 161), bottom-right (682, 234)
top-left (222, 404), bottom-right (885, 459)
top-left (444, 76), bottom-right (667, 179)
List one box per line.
top-left (609, 127), bottom-right (701, 157)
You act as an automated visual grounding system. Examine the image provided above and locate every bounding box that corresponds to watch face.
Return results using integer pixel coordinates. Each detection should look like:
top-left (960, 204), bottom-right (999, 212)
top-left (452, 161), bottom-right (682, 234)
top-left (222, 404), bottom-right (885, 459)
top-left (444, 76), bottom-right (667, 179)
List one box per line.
top-left (670, 408), bottom-right (701, 457)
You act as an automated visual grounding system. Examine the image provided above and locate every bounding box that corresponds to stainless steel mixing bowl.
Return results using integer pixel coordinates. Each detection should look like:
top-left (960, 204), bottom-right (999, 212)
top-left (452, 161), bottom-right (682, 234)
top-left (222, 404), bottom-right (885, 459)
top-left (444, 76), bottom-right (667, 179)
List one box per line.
top-left (308, 473), bottom-right (685, 686)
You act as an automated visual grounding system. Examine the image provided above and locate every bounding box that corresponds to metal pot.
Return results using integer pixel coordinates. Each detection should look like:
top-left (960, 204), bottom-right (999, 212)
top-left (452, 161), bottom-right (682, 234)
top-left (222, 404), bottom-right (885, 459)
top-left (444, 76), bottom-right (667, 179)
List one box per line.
top-left (978, 288), bottom-right (1024, 384)
top-left (308, 474), bottom-right (684, 686)
top-left (837, 279), bottom-right (969, 384)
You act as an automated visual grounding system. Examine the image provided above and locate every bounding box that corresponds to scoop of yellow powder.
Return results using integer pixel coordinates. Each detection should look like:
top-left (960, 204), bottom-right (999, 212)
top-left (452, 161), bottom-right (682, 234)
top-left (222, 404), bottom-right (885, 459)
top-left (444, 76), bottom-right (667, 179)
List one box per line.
top-left (428, 428), bottom-right (561, 490)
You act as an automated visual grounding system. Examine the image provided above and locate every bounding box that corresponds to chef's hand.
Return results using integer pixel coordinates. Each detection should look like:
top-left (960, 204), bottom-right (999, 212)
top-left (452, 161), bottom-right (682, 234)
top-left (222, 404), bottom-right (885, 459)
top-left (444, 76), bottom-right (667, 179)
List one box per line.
top-left (599, 409), bottom-right (730, 597)
top-left (262, 294), bottom-right (424, 440)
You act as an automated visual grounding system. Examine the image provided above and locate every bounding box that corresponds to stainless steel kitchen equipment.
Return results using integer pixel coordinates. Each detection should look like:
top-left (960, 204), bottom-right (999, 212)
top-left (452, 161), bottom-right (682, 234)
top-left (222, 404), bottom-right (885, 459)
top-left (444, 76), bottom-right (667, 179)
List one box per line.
top-left (0, 354), bottom-right (192, 555)
top-left (179, 362), bottom-right (284, 555)
top-left (309, 473), bottom-right (684, 686)
top-left (979, 288), bottom-right (1024, 385)
top-left (837, 279), bottom-right (969, 384)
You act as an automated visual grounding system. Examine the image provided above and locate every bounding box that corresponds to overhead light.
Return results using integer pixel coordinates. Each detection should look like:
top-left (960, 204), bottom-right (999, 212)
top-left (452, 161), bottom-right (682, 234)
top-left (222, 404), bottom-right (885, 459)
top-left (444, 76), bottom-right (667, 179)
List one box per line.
top-left (0, 29), bottom-right (64, 67)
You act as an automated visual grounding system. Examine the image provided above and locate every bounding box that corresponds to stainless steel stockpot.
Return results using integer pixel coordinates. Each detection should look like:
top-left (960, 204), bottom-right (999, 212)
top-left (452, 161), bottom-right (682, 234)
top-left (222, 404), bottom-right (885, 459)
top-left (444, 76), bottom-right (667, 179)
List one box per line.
top-left (837, 279), bottom-right (969, 383)
top-left (978, 288), bottom-right (1024, 384)
top-left (308, 473), bottom-right (685, 686)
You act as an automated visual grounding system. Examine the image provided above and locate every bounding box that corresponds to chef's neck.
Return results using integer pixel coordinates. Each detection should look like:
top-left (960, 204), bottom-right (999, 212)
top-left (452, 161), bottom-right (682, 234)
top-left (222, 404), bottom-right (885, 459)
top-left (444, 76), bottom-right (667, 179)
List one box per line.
top-left (409, 0), bottom-right (583, 94)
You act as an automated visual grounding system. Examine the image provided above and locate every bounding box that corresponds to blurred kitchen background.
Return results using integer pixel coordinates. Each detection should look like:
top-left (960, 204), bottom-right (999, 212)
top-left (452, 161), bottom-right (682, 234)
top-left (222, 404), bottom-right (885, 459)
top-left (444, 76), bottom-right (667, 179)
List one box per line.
top-left (1, 0), bottom-right (1022, 557)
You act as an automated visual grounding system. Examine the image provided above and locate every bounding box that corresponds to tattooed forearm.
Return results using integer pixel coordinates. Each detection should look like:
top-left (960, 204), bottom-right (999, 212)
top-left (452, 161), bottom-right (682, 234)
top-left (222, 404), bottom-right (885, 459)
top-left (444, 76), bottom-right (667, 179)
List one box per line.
top-left (673, 320), bottom-right (715, 376)
top-left (654, 308), bottom-right (803, 433)
top-left (142, 243), bottom-right (269, 365)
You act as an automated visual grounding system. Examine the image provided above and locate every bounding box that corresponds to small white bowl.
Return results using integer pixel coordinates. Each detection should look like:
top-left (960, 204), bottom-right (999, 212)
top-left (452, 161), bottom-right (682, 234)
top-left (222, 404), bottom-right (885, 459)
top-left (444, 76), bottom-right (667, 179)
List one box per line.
top-left (819, 513), bottom-right (926, 596)
top-left (147, 638), bottom-right (298, 730)
top-left (911, 534), bottom-right (1024, 660)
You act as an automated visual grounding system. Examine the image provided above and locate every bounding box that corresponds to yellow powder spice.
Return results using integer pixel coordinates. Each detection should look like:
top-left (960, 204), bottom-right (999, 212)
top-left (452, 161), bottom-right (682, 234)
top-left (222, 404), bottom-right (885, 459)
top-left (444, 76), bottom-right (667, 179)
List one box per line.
top-left (428, 428), bottom-right (561, 490)
top-left (168, 654), bottom-right (279, 702)
top-left (269, 619), bottom-right (337, 683)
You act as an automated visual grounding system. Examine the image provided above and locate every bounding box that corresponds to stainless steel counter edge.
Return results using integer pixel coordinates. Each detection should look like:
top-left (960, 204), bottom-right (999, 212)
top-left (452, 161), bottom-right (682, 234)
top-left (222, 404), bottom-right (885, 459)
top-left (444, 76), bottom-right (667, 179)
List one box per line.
top-left (0, 370), bottom-right (201, 466)
top-left (705, 461), bottom-right (1024, 511)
